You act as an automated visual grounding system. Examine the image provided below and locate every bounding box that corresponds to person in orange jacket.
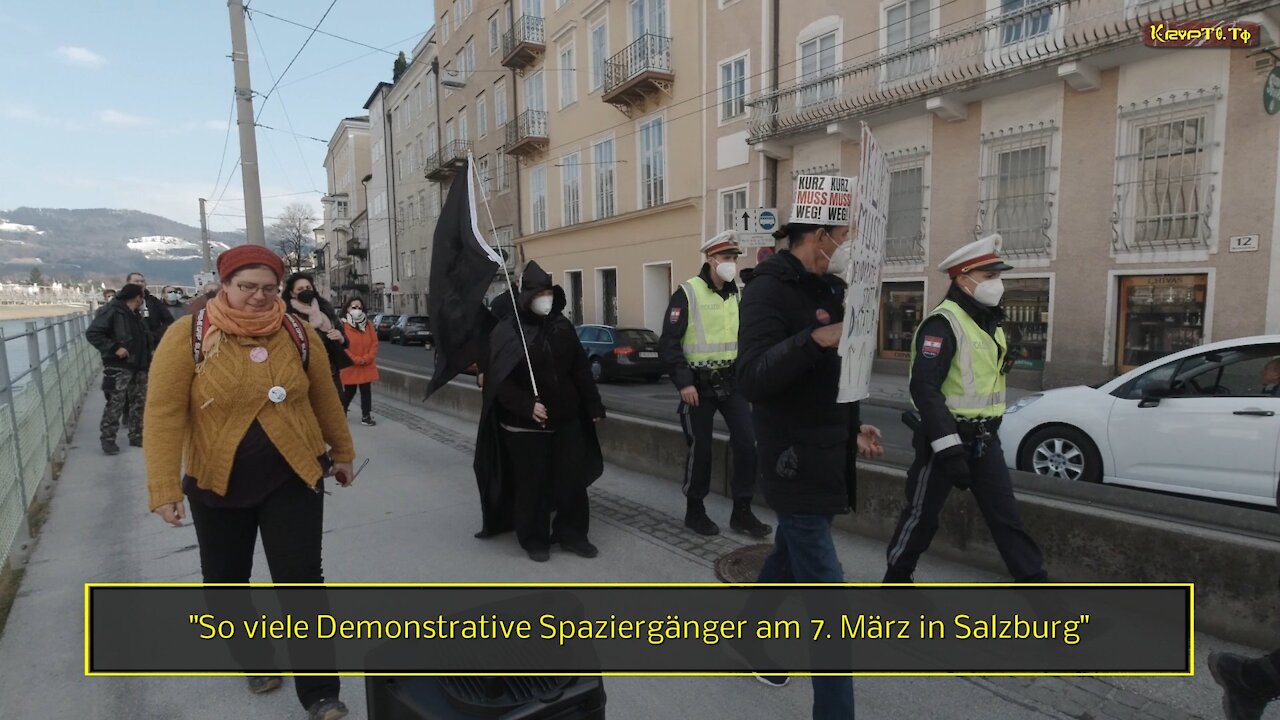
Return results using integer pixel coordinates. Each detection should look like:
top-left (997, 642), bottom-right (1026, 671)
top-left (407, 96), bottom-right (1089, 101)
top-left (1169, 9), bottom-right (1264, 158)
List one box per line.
top-left (338, 297), bottom-right (379, 426)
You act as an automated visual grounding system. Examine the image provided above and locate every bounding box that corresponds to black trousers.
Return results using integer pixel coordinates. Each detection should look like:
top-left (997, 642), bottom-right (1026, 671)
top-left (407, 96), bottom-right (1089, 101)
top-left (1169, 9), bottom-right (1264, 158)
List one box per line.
top-left (678, 389), bottom-right (757, 502)
top-left (501, 423), bottom-right (590, 552)
top-left (188, 480), bottom-right (339, 709)
top-left (342, 383), bottom-right (372, 416)
top-left (885, 434), bottom-right (1047, 582)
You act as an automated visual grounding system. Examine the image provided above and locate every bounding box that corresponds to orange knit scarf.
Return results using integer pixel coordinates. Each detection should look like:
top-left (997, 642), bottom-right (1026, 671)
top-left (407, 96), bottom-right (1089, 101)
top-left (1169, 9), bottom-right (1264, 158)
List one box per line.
top-left (199, 294), bottom-right (286, 369)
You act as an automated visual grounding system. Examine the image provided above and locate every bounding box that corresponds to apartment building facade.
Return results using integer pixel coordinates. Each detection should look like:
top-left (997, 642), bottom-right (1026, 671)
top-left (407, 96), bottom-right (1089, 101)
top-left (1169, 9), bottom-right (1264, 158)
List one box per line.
top-left (367, 30), bottom-right (442, 315)
top-left (504, 0), bottom-right (704, 330)
top-left (322, 116), bottom-right (372, 304)
top-left (742, 0), bottom-right (1280, 389)
top-left (431, 0), bottom-right (521, 294)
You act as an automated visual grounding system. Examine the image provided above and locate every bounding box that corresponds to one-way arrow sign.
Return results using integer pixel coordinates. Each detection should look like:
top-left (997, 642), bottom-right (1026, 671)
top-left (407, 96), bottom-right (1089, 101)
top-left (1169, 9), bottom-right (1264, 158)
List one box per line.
top-left (735, 208), bottom-right (780, 247)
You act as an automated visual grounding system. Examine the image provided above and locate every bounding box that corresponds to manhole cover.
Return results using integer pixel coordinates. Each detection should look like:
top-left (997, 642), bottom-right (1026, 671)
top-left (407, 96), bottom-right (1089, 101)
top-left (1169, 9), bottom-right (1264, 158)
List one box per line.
top-left (714, 543), bottom-right (775, 583)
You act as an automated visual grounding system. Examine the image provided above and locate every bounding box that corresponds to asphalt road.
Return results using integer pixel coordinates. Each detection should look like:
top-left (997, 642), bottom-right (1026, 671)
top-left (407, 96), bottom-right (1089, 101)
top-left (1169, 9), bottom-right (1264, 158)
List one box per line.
top-left (376, 340), bottom-right (917, 466)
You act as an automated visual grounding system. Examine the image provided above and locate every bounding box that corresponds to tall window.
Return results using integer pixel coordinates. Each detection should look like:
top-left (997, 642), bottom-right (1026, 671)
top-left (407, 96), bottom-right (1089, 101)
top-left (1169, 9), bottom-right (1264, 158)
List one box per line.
top-left (562, 153), bottom-right (582, 225)
top-left (720, 187), bottom-right (747, 231)
top-left (629, 0), bottom-right (667, 38)
top-left (531, 165), bottom-right (548, 232)
top-left (497, 152), bottom-right (511, 191)
top-left (885, 0), bottom-right (933, 81)
top-left (489, 14), bottom-right (501, 54)
top-left (885, 164), bottom-right (925, 262)
top-left (426, 123), bottom-right (438, 156)
top-left (458, 109), bottom-right (469, 142)
top-left (593, 138), bottom-right (615, 219)
top-left (1000, 0), bottom-right (1052, 46)
top-left (523, 0), bottom-right (542, 18)
top-left (559, 44), bottom-right (578, 108)
top-left (445, 118), bottom-right (455, 147)
top-left (426, 79), bottom-right (437, 109)
top-left (465, 40), bottom-right (476, 79)
top-left (495, 79), bottom-right (509, 125)
top-left (395, 151), bottom-right (404, 182)
top-left (639, 117), bottom-right (665, 209)
top-left (1132, 114), bottom-right (1210, 246)
top-left (525, 71), bottom-right (546, 112)
top-left (981, 136), bottom-right (1051, 255)
top-left (589, 21), bottom-right (608, 92)
top-left (478, 155), bottom-right (491, 195)
top-left (441, 12), bottom-right (450, 43)
top-left (719, 56), bottom-right (747, 121)
top-left (411, 83), bottom-right (422, 118)
top-left (477, 92), bottom-right (488, 137)
top-left (799, 31), bottom-right (838, 106)
top-left (462, 0), bottom-right (473, 19)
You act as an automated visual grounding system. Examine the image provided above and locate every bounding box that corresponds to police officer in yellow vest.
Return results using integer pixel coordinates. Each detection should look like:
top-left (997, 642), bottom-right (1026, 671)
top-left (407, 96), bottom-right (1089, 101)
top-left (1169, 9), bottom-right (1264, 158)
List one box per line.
top-left (883, 234), bottom-right (1047, 583)
top-left (658, 231), bottom-right (771, 538)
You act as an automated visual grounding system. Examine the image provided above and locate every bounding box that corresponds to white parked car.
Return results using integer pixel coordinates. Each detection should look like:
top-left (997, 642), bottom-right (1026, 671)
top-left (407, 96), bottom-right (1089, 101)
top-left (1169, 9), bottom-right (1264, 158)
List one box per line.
top-left (1000, 335), bottom-right (1280, 508)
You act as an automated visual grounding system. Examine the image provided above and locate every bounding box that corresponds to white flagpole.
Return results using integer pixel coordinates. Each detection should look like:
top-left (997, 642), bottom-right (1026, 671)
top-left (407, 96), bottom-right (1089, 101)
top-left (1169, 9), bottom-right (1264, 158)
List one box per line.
top-left (467, 152), bottom-right (540, 399)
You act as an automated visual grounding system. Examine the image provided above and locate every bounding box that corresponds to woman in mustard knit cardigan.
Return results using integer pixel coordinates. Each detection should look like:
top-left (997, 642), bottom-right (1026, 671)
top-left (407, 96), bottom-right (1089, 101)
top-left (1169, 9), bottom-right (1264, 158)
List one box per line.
top-left (143, 245), bottom-right (355, 720)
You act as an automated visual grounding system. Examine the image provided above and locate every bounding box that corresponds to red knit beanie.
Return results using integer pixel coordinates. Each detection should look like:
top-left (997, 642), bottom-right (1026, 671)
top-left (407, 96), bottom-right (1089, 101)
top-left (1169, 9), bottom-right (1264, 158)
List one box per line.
top-left (217, 245), bottom-right (286, 283)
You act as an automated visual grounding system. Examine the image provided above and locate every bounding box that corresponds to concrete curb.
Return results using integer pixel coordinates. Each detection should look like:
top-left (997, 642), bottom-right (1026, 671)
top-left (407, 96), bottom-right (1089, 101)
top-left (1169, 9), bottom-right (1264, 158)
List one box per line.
top-left (376, 367), bottom-right (1280, 648)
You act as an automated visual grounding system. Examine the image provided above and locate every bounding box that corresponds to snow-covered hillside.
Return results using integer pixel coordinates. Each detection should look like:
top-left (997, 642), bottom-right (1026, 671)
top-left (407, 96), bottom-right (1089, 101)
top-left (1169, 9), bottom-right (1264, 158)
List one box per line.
top-left (127, 235), bottom-right (232, 260)
top-left (0, 219), bottom-right (43, 234)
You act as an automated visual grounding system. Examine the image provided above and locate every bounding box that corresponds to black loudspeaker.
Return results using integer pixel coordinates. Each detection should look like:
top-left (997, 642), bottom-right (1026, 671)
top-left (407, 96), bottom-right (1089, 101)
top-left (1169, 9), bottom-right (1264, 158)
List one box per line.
top-left (366, 676), bottom-right (606, 719)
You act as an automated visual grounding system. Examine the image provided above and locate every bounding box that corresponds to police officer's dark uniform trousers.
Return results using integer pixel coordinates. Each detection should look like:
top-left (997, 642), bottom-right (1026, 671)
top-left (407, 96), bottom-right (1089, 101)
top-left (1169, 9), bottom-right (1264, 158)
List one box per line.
top-left (883, 282), bottom-right (1046, 583)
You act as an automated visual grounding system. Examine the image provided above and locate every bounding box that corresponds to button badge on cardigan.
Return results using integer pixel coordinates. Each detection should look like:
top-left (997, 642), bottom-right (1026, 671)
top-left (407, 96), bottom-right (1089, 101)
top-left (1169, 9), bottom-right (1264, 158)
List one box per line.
top-left (249, 347), bottom-right (269, 363)
top-left (268, 386), bottom-right (287, 404)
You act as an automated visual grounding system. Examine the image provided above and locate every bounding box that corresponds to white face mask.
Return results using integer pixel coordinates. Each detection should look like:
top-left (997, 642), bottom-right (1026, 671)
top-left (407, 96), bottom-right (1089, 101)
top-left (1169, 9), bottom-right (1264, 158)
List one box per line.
top-left (827, 242), bottom-right (853, 278)
top-left (970, 278), bottom-right (1006, 307)
top-left (714, 260), bottom-right (738, 283)
top-left (531, 295), bottom-right (554, 317)
top-left (348, 309), bottom-right (365, 322)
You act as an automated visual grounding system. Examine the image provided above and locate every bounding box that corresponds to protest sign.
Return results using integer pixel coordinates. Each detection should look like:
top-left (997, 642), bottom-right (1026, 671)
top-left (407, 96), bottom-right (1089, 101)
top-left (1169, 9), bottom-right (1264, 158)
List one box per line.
top-left (838, 123), bottom-right (889, 404)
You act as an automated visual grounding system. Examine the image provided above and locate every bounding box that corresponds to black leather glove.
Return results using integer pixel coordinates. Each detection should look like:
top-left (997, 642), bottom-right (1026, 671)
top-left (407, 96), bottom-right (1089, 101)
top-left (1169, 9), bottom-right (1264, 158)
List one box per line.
top-left (939, 452), bottom-right (971, 491)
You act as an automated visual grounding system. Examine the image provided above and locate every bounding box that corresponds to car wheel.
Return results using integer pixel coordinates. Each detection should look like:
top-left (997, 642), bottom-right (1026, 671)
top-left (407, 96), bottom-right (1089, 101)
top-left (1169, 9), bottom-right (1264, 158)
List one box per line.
top-left (1018, 426), bottom-right (1103, 483)
top-left (590, 358), bottom-right (605, 383)
top-left (392, 335), bottom-right (401, 345)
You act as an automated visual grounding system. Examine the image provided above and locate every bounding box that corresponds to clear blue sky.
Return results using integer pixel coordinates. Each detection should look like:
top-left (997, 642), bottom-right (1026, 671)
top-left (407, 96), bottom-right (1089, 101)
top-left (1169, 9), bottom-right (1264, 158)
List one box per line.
top-left (0, 1), bottom-right (433, 233)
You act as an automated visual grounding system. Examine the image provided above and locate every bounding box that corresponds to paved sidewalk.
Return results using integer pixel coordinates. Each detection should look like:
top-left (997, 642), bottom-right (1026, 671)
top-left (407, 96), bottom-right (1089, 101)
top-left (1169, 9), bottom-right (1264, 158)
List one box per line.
top-left (0, 389), bottom-right (1259, 719)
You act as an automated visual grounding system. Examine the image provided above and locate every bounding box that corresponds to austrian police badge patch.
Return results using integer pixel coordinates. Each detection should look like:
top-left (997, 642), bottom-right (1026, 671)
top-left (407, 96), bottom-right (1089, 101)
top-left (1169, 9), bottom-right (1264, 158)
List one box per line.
top-left (922, 335), bottom-right (944, 358)
top-left (669, 307), bottom-right (682, 325)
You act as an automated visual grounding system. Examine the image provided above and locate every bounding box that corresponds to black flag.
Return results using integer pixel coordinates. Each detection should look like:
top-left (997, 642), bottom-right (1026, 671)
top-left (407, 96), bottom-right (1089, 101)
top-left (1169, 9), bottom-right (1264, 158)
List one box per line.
top-left (425, 157), bottom-right (503, 399)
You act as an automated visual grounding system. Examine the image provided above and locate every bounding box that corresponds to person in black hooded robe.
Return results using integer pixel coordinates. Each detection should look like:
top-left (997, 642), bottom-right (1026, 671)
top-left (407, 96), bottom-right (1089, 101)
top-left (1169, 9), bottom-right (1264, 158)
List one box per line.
top-left (472, 261), bottom-right (606, 562)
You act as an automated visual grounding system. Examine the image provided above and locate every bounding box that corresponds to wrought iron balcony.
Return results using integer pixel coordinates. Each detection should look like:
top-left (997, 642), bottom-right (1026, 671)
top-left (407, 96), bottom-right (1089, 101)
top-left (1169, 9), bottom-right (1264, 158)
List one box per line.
top-left (746, 0), bottom-right (1270, 145)
top-left (425, 139), bottom-right (472, 182)
top-left (346, 239), bottom-right (368, 259)
top-left (602, 34), bottom-right (674, 113)
top-left (502, 15), bottom-right (545, 70)
top-left (504, 110), bottom-right (549, 157)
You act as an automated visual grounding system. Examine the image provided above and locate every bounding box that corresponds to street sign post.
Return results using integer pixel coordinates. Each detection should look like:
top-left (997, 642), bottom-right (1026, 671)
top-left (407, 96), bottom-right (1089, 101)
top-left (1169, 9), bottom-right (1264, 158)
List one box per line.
top-left (736, 207), bottom-right (780, 247)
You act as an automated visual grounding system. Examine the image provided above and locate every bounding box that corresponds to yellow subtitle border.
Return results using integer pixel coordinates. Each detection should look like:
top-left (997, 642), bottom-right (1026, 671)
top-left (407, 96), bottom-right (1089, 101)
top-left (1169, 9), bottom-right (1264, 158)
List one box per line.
top-left (85, 581), bottom-right (1193, 678)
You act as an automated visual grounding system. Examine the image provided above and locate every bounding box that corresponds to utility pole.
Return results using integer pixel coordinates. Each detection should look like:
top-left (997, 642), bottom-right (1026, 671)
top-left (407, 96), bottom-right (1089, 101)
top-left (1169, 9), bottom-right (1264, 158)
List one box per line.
top-left (198, 198), bottom-right (212, 272)
top-left (227, 0), bottom-right (266, 246)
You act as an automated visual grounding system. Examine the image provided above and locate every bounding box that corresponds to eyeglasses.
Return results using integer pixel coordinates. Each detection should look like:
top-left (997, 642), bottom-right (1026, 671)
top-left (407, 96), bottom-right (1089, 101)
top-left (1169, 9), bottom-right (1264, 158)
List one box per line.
top-left (234, 282), bottom-right (281, 297)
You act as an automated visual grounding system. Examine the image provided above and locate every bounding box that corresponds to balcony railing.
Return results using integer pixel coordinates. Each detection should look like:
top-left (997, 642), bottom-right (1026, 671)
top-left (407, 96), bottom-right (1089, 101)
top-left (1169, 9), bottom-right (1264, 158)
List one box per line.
top-left (746, 0), bottom-right (1269, 144)
top-left (504, 110), bottom-right (549, 156)
top-left (346, 239), bottom-right (368, 259)
top-left (602, 34), bottom-right (674, 108)
top-left (502, 15), bottom-right (545, 70)
top-left (425, 139), bottom-right (473, 181)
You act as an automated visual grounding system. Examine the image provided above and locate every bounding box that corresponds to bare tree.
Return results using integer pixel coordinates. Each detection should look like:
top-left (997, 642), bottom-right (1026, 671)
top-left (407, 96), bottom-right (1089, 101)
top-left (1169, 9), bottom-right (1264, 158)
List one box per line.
top-left (270, 202), bottom-right (319, 275)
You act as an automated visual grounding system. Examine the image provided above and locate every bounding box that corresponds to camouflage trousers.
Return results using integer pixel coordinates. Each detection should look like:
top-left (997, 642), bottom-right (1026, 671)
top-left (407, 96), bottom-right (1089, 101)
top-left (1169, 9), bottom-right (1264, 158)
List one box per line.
top-left (101, 367), bottom-right (147, 442)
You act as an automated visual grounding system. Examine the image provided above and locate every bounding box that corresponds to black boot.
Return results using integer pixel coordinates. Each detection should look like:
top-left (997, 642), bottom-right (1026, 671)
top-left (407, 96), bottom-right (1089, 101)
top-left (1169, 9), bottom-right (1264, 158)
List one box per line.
top-left (729, 499), bottom-right (771, 538)
top-left (684, 499), bottom-right (719, 536)
top-left (101, 438), bottom-right (119, 456)
top-left (882, 566), bottom-right (915, 584)
top-left (1208, 652), bottom-right (1280, 720)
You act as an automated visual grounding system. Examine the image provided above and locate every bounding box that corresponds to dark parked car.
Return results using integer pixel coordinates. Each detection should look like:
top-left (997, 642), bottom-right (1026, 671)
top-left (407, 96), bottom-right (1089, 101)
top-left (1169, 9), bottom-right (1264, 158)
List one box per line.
top-left (391, 315), bottom-right (433, 347)
top-left (373, 313), bottom-right (401, 341)
top-left (574, 325), bottom-right (664, 383)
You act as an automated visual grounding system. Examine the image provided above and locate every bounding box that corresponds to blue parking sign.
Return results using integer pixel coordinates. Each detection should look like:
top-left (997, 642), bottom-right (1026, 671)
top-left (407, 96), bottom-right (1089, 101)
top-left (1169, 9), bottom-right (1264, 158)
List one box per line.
top-left (758, 209), bottom-right (777, 231)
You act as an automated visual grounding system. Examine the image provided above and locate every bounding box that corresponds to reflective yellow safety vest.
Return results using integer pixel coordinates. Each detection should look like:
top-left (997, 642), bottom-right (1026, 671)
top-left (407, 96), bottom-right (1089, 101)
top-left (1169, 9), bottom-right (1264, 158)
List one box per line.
top-left (910, 299), bottom-right (1007, 418)
top-left (680, 277), bottom-right (739, 368)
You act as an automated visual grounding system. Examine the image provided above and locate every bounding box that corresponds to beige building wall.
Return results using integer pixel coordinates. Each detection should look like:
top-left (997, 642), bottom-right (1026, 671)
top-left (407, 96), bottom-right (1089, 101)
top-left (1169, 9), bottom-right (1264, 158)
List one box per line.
top-left (433, 0), bottom-right (522, 296)
top-left (383, 31), bottom-right (441, 316)
top-left (748, 0), bottom-right (1280, 389)
top-left (322, 118), bottom-right (372, 302)
top-left (512, 0), bottom-right (705, 331)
